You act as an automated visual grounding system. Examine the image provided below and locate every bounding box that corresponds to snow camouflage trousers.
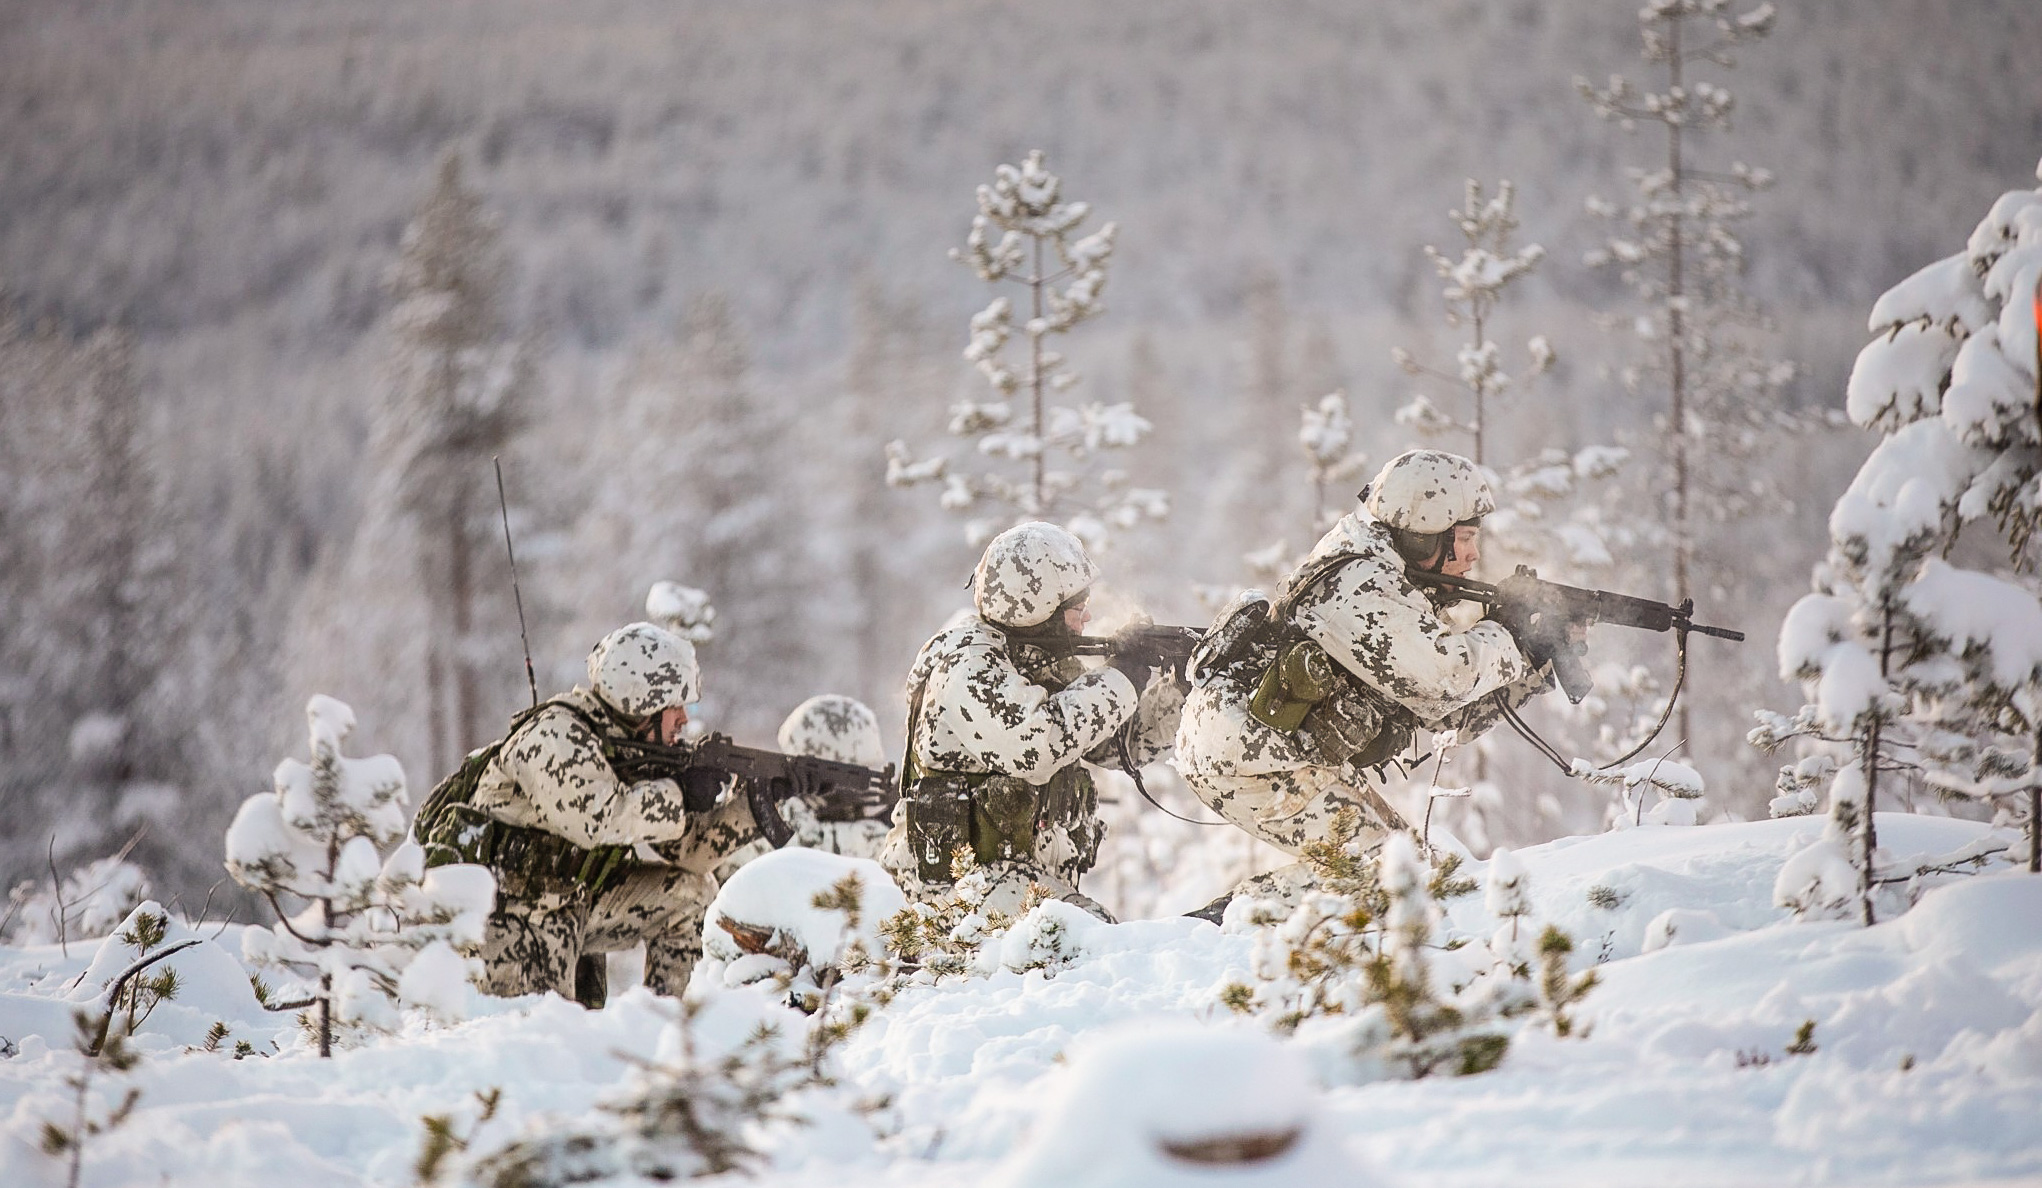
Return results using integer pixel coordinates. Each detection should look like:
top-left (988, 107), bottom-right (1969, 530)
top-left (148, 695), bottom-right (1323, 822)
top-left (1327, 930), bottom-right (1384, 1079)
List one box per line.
top-left (1184, 763), bottom-right (1411, 910)
top-left (479, 792), bottom-right (763, 1000)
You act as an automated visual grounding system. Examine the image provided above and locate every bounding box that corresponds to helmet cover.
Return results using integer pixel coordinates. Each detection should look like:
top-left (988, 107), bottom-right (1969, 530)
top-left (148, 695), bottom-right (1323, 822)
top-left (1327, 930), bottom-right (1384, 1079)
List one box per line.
top-left (587, 622), bottom-right (701, 719)
top-left (777, 694), bottom-right (886, 769)
top-left (1361, 449), bottom-right (1496, 534)
top-left (972, 521), bottom-right (1100, 628)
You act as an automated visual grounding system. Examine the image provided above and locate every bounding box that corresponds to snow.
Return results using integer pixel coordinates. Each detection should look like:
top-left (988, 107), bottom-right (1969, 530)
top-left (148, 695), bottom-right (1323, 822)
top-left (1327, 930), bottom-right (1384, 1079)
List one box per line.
top-left (701, 848), bottom-right (907, 970)
top-left (3, 817), bottom-right (2040, 1187)
top-left (1844, 321), bottom-right (1961, 431)
top-left (1901, 559), bottom-right (2042, 693)
top-left (1866, 251), bottom-right (1993, 335)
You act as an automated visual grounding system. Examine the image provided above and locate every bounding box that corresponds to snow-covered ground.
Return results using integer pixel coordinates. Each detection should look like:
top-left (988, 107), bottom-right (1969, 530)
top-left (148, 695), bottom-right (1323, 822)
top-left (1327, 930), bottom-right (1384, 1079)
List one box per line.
top-left (3, 813), bottom-right (2038, 1187)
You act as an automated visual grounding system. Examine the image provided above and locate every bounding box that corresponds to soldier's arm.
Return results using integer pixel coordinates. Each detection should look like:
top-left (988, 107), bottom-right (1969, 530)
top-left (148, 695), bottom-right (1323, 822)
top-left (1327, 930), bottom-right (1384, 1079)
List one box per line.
top-left (500, 708), bottom-right (695, 848)
top-left (1082, 671), bottom-right (1188, 768)
top-left (920, 641), bottom-right (1139, 784)
top-left (1433, 655), bottom-right (1557, 740)
top-left (1297, 565), bottom-right (1531, 723)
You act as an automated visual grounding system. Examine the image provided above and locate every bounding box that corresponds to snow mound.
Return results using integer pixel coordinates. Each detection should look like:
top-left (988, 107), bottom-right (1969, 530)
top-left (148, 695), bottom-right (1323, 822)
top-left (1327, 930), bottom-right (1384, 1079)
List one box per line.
top-left (703, 848), bottom-right (906, 969)
top-left (995, 1020), bottom-right (1367, 1188)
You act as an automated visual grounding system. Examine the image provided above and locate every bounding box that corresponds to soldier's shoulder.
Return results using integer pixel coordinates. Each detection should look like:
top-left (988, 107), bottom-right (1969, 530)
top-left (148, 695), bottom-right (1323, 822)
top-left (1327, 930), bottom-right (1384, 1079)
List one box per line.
top-left (518, 689), bottom-right (610, 740)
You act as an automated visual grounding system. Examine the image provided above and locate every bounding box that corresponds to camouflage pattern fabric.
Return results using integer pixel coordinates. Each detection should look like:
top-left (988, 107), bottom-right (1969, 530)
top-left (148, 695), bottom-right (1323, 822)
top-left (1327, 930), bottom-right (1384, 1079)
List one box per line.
top-left (1177, 509), bottom-right (1552, 901)
top-left (471, 688), bottom-right (764, 996)
top-left (972, 521), bottom-right (1100, 628)
top-left (777, 694), bottom-right (886, 768)
top-left (880, 616), bottom-right (1184, 918)
top-left (471, 688), bottom-right (697, 848)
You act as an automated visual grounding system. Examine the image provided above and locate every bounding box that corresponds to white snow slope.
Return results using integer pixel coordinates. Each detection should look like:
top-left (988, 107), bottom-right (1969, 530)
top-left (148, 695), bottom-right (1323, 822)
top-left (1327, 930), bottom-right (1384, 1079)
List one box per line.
top-left (2, 814), bottom-right (2037, 1187)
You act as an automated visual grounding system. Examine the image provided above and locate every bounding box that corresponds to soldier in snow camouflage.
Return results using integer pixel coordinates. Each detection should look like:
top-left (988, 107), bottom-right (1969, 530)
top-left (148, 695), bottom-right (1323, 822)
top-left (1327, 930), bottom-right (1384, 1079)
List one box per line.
top-left (468, 622), bottom-right (763, 1002)
top-left (883, 522), bottom-right (1186, 920)
top-left (1176, 450), bottom-right (1561, 911)
top-left (774, 694), bottom-right (893, 859)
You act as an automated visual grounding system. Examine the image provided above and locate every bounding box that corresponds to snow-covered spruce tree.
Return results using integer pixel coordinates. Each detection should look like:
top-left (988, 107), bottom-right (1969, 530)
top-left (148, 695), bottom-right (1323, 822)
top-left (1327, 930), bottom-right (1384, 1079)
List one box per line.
top-left (226, 695), bottom-right (493, 1055)
top-left (887, 149), bottom-right (1165, 551)
top-left (1758, 162), bottom-right (2042, 921)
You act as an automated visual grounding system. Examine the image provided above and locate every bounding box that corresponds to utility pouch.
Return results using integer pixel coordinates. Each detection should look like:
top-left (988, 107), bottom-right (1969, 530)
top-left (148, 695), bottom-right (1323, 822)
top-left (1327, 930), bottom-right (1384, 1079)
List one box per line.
top-left (1298, 683), bottom-right (1395, 769)
top-left (1035, 765), bottom-right (1101, 875)
top-left (972, 775), bottom-right (1040, 867)
top-left (420, 803), bottom-right (498, 869)
top-left (1248, 639), bottom-right (1343, 732)
top-left (905, 775), bottom-right (976, 883)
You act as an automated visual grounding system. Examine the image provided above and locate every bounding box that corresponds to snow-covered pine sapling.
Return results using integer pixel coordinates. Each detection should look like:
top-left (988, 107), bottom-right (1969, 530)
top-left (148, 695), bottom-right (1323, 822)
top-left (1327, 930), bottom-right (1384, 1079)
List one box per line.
top-left (1762, 161), bottom-right (2042, 918)
top-left (225, 694), bottom-right (494, 1055)
top-left (1484, 847), bottom-right (1534, 981)
top-left (1534, 927), bottom-right (1598, 1038)
top-left (1392, 179), bottom-right (1552, 466)
top-left (1576, 0), bottom-right (1799, 615)
top-left (887, 149), bottom-right (1166, 550)
top-left (1299, 391), bottom-right (1371, 539)
top-left (1366, 835), bottom-right (1511, 1077)
top-left (1574, 753), bottom-right (1708, 828)
top-left (109, 908), bottom-right (179, 1034)
top-left (413, 1087), bottom-right (503, 1185)
top-left (468, 999), bottom-right (858, 1187)
top-left (41, 1010), bottom-right (142, 1188)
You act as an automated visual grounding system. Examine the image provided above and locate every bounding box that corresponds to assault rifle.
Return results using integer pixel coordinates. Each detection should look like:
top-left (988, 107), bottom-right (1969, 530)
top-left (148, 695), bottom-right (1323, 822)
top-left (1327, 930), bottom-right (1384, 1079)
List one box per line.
top-left (1013, 623), bottom-right (1206, 677)
top-left (606, 733), bottom-right (898, 848)
top-left (1409, 566), bottom-right (1745, 703)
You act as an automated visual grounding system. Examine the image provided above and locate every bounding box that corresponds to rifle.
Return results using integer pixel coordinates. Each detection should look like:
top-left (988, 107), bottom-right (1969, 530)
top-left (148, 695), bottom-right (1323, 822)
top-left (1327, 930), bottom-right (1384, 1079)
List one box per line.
top-left (1408, 566), bottom-right (1744, 704)
top-left (1013, 623), bottom-right (1206, 676)
top-left (605, 732), bottom-right (898, 848)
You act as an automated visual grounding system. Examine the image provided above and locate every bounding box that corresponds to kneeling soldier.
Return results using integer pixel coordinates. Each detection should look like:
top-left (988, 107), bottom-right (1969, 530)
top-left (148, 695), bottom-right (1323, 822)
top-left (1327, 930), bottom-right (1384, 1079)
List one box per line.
top-left (418, 622), bottom-right (761, 1004)
top-left (886, 522), bottom-right (1185, 919)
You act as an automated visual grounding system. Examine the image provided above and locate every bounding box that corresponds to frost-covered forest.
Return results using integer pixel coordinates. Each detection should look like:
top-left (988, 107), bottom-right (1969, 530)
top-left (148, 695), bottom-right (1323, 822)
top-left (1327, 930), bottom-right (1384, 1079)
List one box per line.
top-left (4, 0), bottom-right (2042, 915)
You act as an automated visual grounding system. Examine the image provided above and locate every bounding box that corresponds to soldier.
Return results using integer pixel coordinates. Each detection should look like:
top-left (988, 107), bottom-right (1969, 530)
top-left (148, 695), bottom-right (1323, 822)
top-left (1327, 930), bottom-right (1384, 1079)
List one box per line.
top-left (434, 622), bottom-right (762, 1005)
top-left (1176, 449), bottom-right (1564, 914)
top-left (775, 694), bottom-right (892, 859)
top-left (886, 522), bottom-right (1185, 919)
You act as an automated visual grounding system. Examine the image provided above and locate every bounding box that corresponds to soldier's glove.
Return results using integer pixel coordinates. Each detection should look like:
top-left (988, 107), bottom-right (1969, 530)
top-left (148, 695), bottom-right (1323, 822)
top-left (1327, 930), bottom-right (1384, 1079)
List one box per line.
top-left (1107, 623), bottom-right (1156, 689)
top-left (1489, 575), bottom-right (1591, 704)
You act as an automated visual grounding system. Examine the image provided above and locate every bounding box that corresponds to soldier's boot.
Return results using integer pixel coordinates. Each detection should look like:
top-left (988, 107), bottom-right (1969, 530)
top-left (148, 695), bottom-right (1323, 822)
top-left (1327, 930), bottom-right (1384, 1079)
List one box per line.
top-left (1185, 893), bottom-right (1232, 925)
top-left (573, 954), bottom-right (608, 1010)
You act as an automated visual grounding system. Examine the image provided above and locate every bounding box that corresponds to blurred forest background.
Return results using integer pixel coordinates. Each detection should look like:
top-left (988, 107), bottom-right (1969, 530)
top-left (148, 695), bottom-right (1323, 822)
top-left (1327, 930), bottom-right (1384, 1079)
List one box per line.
top-left (4, 0), bottom-right (2040, 916)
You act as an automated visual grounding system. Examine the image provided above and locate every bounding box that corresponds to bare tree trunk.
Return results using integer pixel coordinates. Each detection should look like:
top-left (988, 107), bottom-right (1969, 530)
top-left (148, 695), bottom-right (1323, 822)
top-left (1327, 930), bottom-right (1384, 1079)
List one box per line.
top-left (1666, 16), bottom-right (1694, 755)
top-left (1029, 236), bottom-right (1046, 516)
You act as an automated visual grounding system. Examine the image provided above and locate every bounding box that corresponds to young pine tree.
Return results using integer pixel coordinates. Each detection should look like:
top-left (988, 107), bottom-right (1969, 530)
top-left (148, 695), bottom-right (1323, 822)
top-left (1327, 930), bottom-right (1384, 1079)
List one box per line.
top-left (887, 150), bottom-right (1166, 552)
top-left (225, 695), bottom-right (494, 1054)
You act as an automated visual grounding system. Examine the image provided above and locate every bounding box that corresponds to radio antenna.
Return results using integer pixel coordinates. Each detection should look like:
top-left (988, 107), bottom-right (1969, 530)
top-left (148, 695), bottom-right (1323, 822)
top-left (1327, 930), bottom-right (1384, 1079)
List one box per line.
top-left (494, 456), bottom-right (540, 709)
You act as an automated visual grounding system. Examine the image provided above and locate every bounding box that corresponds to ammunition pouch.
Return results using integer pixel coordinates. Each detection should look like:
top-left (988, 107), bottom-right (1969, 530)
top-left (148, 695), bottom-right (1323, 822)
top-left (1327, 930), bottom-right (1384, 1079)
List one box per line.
top-left (419, 803), bottom-right (634, 896)
top-left (1247, 639), bottom-right (1415, 772)
top-left (904, 765), bottom-right (1099, 885)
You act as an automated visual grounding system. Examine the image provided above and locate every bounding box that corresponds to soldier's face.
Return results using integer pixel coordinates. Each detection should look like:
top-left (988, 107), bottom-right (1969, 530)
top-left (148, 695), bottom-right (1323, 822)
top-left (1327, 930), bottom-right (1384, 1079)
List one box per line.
top-left (655, 705), bottom-right (689, 745)
top-left (1442, 525), bottom-right (1481, 577)
top-left (1062, 602), bottom-right (1092, 634)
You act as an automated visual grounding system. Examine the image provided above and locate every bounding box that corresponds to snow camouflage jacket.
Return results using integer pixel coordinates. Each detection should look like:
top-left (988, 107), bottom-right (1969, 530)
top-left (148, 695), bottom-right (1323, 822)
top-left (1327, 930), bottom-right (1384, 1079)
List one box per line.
top-left (471, 687), bottom-right (697, 851)
top-left (1177, 510), bottom-right (1550, 783)
top-left (904, 619), bottom-right (1182, 784)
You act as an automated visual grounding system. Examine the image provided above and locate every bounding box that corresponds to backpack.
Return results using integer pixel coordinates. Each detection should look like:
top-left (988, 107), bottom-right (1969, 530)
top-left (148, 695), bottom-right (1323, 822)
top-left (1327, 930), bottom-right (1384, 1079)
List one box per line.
top-left (412, 699), bottom-right (635, 894)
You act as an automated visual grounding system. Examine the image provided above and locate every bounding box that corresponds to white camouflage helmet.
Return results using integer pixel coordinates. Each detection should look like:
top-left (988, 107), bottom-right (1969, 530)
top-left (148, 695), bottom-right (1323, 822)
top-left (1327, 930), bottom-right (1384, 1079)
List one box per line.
top-left (587, 622), bottom-right (701, 720)
top-left (777, 695), bottom-right (886, 769)
top-left (1362, 449), bottom-right (1496, 533)
top-left (973, 521), bottom-right (1100, 628)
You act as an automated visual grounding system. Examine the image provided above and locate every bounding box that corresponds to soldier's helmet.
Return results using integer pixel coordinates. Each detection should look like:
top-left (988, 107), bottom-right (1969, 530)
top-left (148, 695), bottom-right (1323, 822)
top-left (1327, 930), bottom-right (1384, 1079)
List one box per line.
top-left (777, 695), bottom-right (886, 769)
top-left (973, 521), bottom-right (1100, 628)
top-left (1361, 449), bottom-right (1496, 533)
top-left (587, 622), bottom-right (701, 720)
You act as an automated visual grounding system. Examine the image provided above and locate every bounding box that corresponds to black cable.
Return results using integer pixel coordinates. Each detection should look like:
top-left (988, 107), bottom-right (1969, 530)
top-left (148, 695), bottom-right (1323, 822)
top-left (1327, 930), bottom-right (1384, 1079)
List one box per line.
top-left (1118, 730), bottom-right (1230, 826)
